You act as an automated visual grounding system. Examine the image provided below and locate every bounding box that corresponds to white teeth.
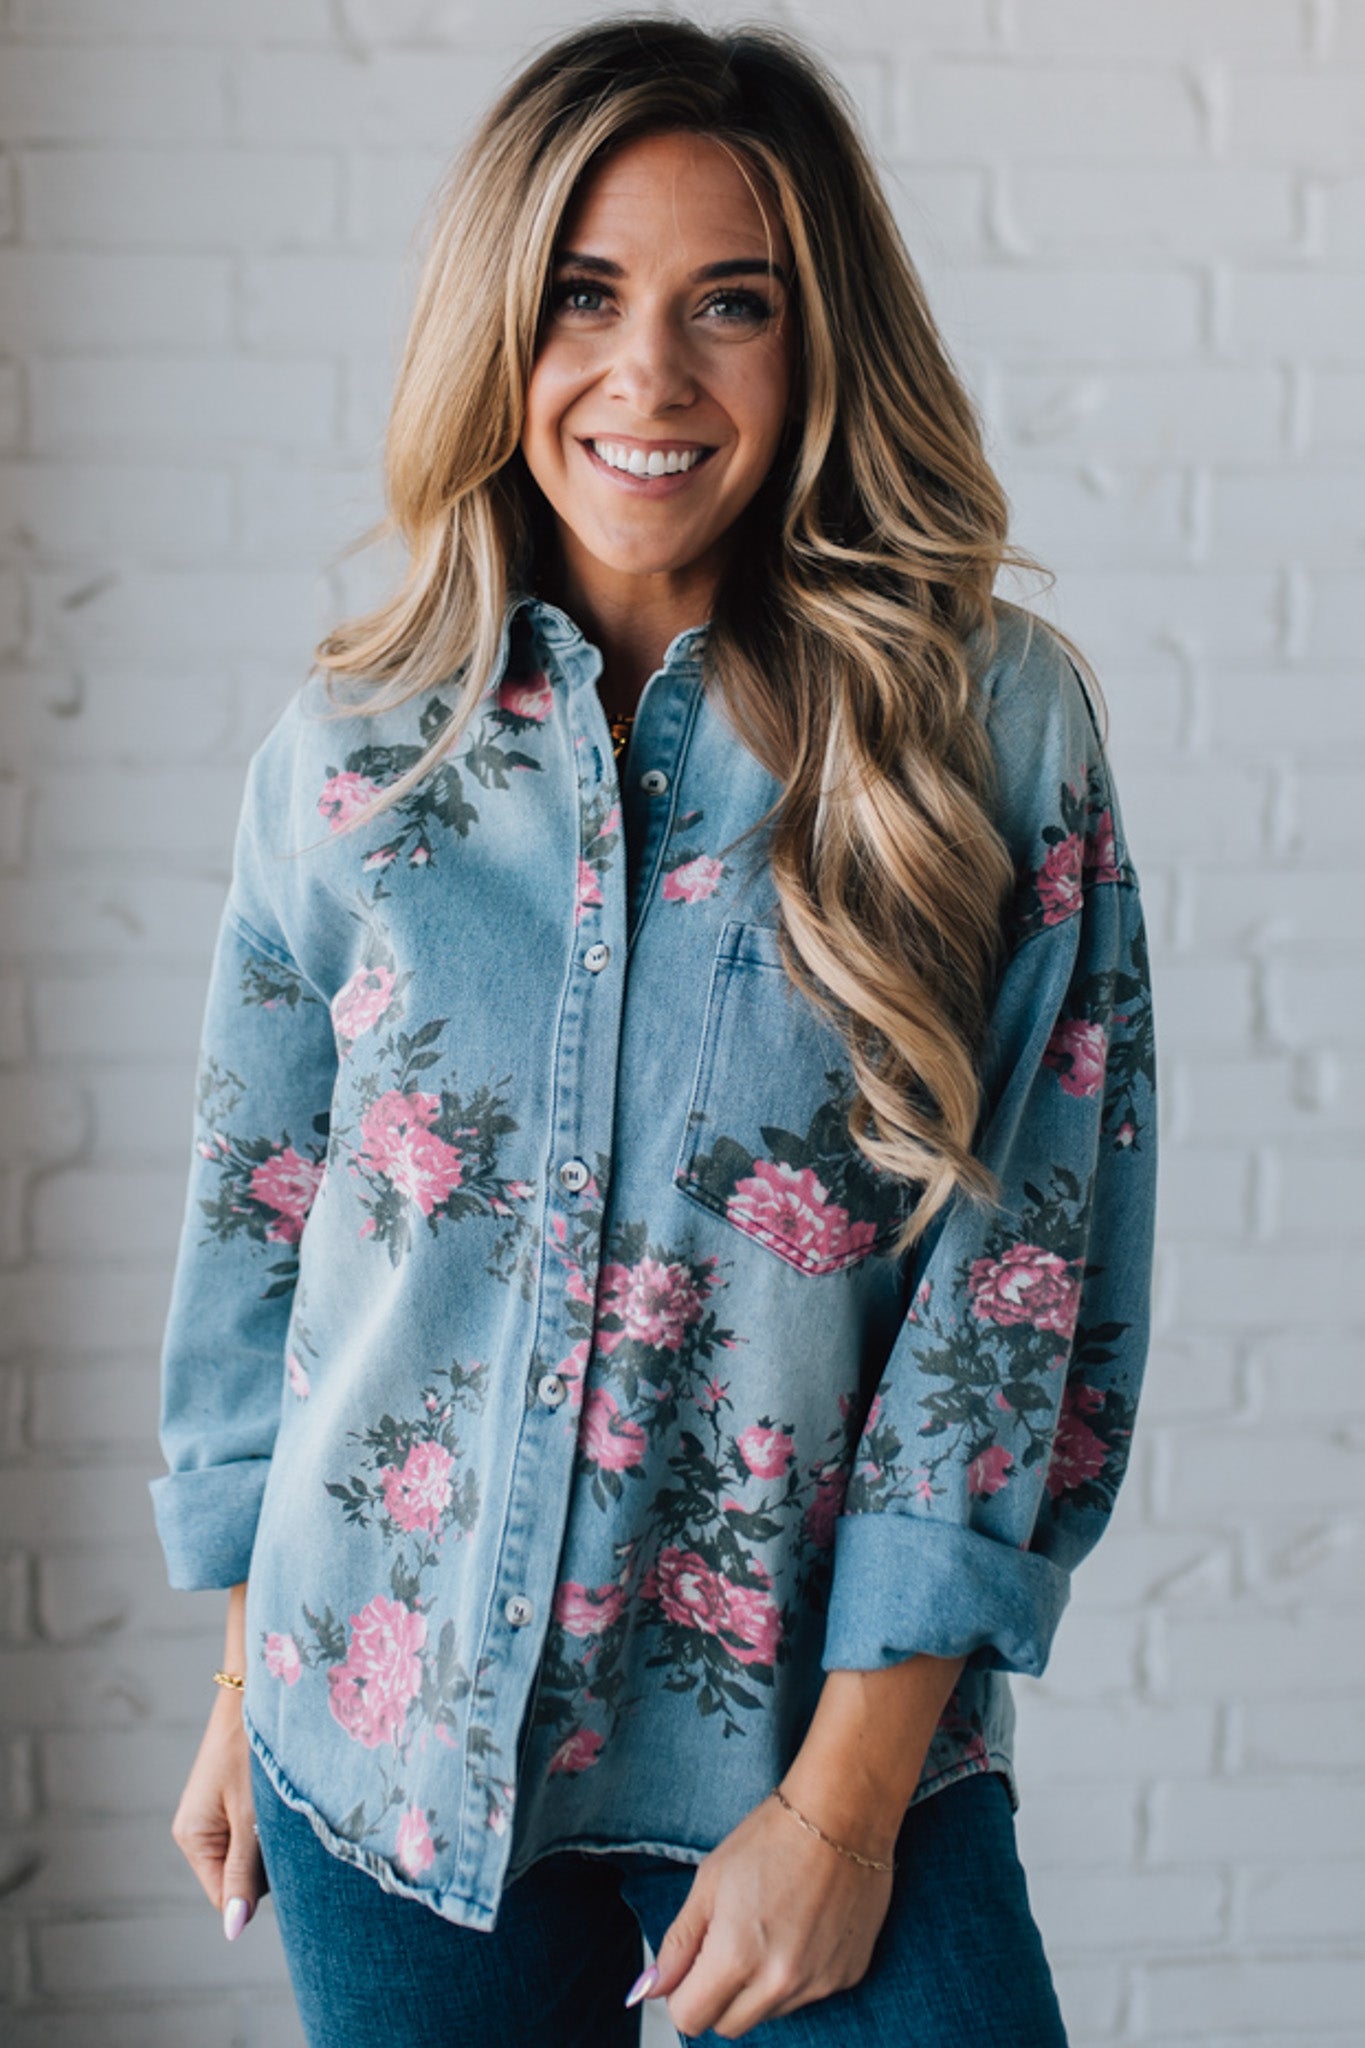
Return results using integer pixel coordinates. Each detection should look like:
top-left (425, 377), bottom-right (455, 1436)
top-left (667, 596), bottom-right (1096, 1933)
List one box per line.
top-left (590, 441), bottom-right (703, 476)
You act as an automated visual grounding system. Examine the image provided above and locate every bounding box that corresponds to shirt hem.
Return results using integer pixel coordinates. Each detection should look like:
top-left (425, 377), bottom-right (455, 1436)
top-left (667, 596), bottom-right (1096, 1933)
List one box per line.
top-left (910, 1744), bottom-right (1021, 1817)
top-left (242, 1706), bottom-right (499, 1933)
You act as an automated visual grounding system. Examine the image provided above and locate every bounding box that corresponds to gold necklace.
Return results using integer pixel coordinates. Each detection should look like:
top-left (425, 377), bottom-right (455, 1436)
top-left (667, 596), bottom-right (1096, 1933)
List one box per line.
top-left (607, 711), bottom-right (636, 761)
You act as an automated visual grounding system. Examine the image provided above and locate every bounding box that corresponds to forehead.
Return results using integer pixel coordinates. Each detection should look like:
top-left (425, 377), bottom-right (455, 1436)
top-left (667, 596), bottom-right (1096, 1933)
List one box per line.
top-left (556, 130), bottom-right (790, 267)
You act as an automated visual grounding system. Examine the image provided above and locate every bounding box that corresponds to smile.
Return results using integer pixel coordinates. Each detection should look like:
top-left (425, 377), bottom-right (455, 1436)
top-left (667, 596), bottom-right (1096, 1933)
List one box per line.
top-left (585, 439), bottom-right (714, 478)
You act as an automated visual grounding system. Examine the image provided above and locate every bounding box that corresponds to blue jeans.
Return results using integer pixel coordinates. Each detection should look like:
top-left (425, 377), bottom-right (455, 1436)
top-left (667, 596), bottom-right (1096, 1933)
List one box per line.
top-left (249, 1747), bottom-right (1068, 2046)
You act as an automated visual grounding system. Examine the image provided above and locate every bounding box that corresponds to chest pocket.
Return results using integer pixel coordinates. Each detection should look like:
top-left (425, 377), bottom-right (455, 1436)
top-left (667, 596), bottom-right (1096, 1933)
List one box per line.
top-left (673, 920), bottom-right (916, 1276)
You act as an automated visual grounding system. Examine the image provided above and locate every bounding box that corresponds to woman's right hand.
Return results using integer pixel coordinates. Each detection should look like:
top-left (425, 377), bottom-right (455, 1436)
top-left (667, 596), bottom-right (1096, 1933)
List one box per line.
top-left (172, 1586), bottom-right (268, 1940)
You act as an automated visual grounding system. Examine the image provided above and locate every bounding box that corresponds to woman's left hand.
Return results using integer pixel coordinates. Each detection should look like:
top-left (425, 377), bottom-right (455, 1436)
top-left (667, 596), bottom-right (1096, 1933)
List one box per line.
top-left (640, 1786), bottom-right (896, 2040)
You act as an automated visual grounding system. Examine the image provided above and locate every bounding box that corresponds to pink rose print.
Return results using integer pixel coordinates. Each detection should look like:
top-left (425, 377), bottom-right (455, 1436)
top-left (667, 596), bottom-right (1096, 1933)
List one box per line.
top-left (548, 1727), bottom-right (604, 1776)
top-left (331, 965), bottom-right (397, 1052)
top-left (248, 1146), bottom-right (325, 1245)
top-left (662, 854), bottom-right (725, 904)
top-left (967, 1444), bottom-right (1014, 1497)
top-left (1036, 832), bottom-right (1084, 925)
top-left (595, 1255), bottom-right (710, 1355)
top-left (968, 1243), bottom-right (1081, 1341)
top-left (727, 1160), bottom-right (878, 1269)
top-left (552, 1579), bottom-right (627, 1637)
top-left (737, 1423), bottom-right (795, 1480)
top-left (286, 1350), bottom-right (311, 1400)
top-left (381, 1439), bottom-right (455, 1536)
top-left (645, 1547), bottom-right (730, 1634)
top-left (1083, 808), bottom-right (1123, 884)
top-left (264, 1632), bottom-right (302, 1684)
top-left (644, 1549), bottom-right (784, 1667)
top-left (357, 1090), bottom-right (464, 1215)
top-left (574, 857), bottom-right (603, 926)
top-left (318, 770), bottom-right (384, 832)
top-left (803, 1463), bottom-right (848, 1550)
top-left (326, 1595), bottom-right (427, 1750)
top-left (722, 1581), bottom-right (783, 1667)
top-left (1043, 1017), bottom-right (1108, 1099)
top-left (555, 1338), bottom-right (590, 1414)
top-left (497, 673), bottom-right (553, 722)
top-left (577, 1386), bottom-right (647, 1471)
top-left (1046, 1382), bottom-right (1109, 1499)
top-left (395, 1802), bottom-right (436, 1877)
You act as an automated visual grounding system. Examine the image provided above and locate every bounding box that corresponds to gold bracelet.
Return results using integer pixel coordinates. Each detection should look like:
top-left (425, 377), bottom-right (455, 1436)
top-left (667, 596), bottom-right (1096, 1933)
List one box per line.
top-left (770, 1786), bottom-right (895, 1873)
top-left (212, 1669), bottom-right (245, 1692)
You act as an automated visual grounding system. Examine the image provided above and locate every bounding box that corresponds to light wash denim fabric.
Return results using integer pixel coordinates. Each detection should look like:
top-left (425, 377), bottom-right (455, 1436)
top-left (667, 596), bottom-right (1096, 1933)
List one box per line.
top-left (149, 593), bottom-right (1158, 1933)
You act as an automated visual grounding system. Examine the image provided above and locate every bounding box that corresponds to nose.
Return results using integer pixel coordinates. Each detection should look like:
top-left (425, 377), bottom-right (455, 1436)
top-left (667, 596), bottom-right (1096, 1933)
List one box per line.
top-left (602, 305), bottom-right (697, 416)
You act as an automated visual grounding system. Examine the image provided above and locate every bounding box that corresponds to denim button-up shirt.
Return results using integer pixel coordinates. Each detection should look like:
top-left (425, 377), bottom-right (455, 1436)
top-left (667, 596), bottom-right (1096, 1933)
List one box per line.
top-left (149, 593), bottom-right (1158, 1931)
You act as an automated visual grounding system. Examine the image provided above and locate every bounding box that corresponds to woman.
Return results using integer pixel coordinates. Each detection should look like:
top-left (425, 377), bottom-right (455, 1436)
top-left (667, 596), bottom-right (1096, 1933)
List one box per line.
top-left (151, 18), bottom-right (1157, 2046)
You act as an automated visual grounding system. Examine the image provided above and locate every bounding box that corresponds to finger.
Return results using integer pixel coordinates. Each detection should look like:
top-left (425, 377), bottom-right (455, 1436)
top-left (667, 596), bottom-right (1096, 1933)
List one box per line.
top-left (171, 1805), bottom-right (233, 1912)
top-left (219, 1811), bottom-right (266, 1938)
top-left (647, 1873), bottom-right (711, 1996)
top-left (665, 1937), bottom-right (753, 2041)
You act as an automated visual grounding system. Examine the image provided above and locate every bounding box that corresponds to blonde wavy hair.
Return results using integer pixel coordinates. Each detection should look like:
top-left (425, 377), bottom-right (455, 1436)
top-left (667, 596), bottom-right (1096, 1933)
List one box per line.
top-left (308, 15), bottom-right (1103, 1258)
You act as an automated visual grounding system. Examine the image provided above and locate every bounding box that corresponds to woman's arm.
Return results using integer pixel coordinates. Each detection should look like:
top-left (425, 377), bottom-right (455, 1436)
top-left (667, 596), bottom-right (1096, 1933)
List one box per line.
top-left (778, 1652), bottom-right (970, 1861)
top-left (169, 1580), bottom-right (266, 1939)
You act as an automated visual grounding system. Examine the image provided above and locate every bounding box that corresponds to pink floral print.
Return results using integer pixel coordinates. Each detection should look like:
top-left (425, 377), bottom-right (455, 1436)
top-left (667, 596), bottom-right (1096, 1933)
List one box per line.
top-left (265, 1632), bottom-right (302, 1684)
top-left (728, 1159), bottom-right (879, 1270)
top-left (663, 854), bottom-right (725, 904)
top-left (1036, 833), bottom-right (1084, 925)
top-left (552, 1579), bottom-right (628, 1636)
top-left (318, 771), bottom-right (384, 832)
top-left (1046, 1382), bottom-right (1111, 1498)
top-left (395, 1802), bottom-right (436, 1876)
top-left (357, 1091), bottom-right (464, 1216)
top-left (326, 1595), bottom-right (427, 1750)
top-left (737, 1423), bottom-right (795, 1480)
top-left (381, 1440), bottom-right (455, 1536)
top-left (968, 1444), bottom-right (1015, 1497)
top-left (1043, 1017), bottom-right (1108, 1098)
top-left (332, 965), bottom-right (397, 1053)
top-left (577, 1387), bottom-right (647, 1471)
top-left (595, 1254), bottom-right (708, 1355)
top-left (497, 672), bottom-right (553, 722)
top-left (548, 1727), bottom-right (604, 1776)
top-left (248, 1145), bottom-right (325, 1245)
top-left (969, 1243), bottom-right (1082, 1339)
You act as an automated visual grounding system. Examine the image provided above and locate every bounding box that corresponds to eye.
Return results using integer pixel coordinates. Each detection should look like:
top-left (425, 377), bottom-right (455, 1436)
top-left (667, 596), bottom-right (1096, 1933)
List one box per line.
top-left (548, 277), bottom-right (612, 317)
top-left (698, 288), bottom-right (774, 327)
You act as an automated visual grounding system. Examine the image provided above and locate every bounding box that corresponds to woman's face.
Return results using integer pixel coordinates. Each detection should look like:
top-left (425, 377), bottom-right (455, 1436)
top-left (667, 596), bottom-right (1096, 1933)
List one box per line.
top-left (521, 129), bottom-right (796, 609)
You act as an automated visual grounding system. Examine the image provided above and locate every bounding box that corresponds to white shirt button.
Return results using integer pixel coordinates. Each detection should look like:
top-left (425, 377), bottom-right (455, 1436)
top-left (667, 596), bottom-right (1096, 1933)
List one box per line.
top-left (504, 1594), bottom-right (534, 1629)
top-left (584, 942), bottom-right (611, 973)
top-left (537, 1373), bottom-right (567, 1408)
top-left (640, 768), bottom-right (669, 795)
top-left (557, 1157), bottom-right (590, 1192)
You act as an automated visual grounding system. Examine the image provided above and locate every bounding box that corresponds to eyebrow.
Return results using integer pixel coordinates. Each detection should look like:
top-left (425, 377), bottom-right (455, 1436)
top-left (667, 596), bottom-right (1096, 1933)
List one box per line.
top-left (555, 250), bottom-right (792, 290)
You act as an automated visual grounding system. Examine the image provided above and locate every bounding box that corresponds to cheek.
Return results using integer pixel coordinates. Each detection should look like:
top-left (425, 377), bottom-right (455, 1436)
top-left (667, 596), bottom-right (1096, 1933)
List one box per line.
top-left (522, 353), bottom-right (582, 469)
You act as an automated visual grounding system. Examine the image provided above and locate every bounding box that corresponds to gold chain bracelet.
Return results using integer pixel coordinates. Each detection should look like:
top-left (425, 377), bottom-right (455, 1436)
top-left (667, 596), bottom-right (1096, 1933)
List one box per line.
top-left (770, 1786), bottom-right (895, 1873)
top-left (212, 1669), bottom-right (245, 1692)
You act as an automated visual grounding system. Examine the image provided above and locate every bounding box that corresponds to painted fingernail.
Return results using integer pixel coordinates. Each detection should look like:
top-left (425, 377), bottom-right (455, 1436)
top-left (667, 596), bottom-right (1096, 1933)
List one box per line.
top-left (223, 1896), bottom-right (251, 1941)
top-left (623, 1963), bottom-right (660, 2008)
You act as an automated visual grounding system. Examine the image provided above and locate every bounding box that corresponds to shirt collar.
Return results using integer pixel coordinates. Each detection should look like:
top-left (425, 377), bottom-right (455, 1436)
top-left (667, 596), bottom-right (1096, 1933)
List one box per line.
top-left (507, 590), bottom-right (710, 673)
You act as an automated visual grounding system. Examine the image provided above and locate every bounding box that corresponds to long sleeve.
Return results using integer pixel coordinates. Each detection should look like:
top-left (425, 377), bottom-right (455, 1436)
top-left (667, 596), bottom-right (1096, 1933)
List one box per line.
top-left (148, 728), bottom-right (339, 1591)
top-left (821, 648), bottom-right (1158, 1681)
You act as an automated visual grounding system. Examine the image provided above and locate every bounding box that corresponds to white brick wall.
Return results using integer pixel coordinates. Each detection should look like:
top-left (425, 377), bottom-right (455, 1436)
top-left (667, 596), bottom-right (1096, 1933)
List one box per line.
top-left (0, 2), bottom-right (1360, 2043)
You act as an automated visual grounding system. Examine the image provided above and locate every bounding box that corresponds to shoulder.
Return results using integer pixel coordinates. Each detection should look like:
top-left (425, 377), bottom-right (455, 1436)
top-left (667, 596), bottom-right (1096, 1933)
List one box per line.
top-left (968, 599), bottom-right (1138, 944)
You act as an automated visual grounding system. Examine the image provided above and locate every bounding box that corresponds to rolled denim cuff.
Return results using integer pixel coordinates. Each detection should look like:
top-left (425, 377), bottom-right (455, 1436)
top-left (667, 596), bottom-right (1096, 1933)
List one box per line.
top-left (820, 1510), bottom-right (1071, 1679)
top-left (148, 1460), bottom-right (270, 1591)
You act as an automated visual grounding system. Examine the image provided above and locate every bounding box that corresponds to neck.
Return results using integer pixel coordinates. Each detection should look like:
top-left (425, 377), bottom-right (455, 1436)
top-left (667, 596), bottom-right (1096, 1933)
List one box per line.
top-left (548, 541), bottom-right (716, 714)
